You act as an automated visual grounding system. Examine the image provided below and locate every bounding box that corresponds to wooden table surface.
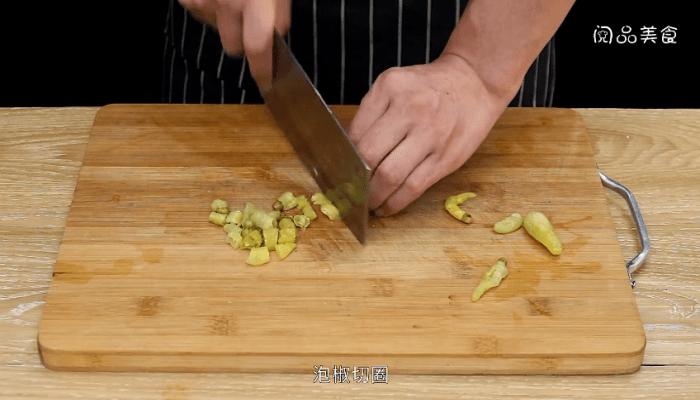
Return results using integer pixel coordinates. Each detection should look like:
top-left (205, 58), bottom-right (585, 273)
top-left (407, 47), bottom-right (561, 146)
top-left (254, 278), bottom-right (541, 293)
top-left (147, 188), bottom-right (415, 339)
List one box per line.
top-left (1, 107), bottom-right (698, 399)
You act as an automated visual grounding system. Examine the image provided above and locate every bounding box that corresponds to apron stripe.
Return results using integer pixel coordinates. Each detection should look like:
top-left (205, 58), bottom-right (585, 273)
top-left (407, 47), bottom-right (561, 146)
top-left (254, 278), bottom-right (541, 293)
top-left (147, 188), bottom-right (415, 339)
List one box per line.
top-left (312, 0), bottom-right (319, 86)
top-left (340, 0), bottom-right (346, 104)
top-left (238, 57), bottom-right (247, 104)
top-left (543, 41), bottom-right (551, 108)
top-left (397, 0), bottom-right (403, 67)
top-left (517, 81), bottom-right (525, 107)
top-left (221, 81), bottom-right (225, 104)
top-left (216, 48), bottom-right (225, 103)
top-left (455, 0), bottom-right (461, 25)
top-left (196, 25), bottom-right (207, 104)
top-left (548, 37), bottom-right (557, 107)
top-left (181, 7), bottom-right (189, 103)
top-left (425, 0), bottom-right (432, 64)
top-left (161, 0), bottom-right (173, 102)
top-left (216, 48), bottom-right (225, 79)
top-left (368, 0), bottom-right (375, 87)
top-left (168, 51), bottom-right (176, 103)
top-left (532, 54), bottom-right (539, 107)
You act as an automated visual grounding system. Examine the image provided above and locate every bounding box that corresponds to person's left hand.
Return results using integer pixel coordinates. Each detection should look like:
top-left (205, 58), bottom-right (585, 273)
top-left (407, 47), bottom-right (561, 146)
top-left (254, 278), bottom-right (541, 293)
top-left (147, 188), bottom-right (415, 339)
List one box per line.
top-left (348, 54), bottom-right (514, 216)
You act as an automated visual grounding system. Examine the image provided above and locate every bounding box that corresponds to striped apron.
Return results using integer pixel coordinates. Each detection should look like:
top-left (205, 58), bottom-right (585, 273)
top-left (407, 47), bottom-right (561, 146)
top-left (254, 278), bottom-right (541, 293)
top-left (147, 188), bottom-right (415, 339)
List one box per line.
top-left (162, 0), bottom-right (556, 107)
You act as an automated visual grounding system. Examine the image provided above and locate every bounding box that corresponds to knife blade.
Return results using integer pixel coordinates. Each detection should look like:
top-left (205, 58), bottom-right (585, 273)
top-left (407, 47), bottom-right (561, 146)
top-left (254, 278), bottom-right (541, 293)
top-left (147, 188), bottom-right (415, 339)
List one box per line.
top-left (260, 32), bottom-right (371, 244)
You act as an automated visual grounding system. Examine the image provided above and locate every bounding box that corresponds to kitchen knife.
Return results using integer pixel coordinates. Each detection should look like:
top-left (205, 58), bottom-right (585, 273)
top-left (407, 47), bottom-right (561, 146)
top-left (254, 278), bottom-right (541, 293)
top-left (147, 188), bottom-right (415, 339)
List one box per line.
top-left (260, 32), bottom-right (371, 244)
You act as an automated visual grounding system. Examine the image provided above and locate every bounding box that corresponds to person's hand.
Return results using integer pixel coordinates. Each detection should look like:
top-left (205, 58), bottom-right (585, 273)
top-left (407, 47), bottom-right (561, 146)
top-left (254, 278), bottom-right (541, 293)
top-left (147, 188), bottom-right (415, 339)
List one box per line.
top-left (348, 54), bottom-right (514, 216)
top-left (178, 0), bottom-right (291, 86)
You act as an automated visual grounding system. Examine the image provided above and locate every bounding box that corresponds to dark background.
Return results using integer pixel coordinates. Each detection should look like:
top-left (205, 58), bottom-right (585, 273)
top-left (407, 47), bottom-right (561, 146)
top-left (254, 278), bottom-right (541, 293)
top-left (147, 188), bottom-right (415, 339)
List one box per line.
top-left (555, 0), bottom-right (698, 108)
top-left (1, 0), bottom-right (697, 108)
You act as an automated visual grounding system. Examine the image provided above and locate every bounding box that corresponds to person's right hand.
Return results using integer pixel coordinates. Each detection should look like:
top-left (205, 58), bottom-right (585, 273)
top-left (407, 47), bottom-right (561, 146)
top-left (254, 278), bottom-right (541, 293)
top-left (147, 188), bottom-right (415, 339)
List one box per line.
top-left (178, 0), bottom-right (291, 86)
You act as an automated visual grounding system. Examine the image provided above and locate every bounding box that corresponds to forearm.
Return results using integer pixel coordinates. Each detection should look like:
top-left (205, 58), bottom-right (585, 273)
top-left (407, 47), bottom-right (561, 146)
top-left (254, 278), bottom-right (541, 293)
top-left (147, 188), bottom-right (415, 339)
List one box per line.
top-left (443, 0), bottom-right (575, 100)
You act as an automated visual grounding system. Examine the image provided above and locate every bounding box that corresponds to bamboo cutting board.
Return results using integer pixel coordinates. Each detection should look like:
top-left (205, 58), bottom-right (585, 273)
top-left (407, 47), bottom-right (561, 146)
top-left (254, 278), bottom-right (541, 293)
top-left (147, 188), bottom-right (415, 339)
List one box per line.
top-left (38, 105), bottom-right (645, 374)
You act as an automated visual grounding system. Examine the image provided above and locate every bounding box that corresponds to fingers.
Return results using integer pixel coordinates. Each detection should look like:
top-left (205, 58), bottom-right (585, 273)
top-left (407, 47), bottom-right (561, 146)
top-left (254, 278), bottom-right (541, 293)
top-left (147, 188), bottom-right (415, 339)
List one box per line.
top-left (179, 0), bottom-right (218, 26)
top-left (242, 0), bottom-right (276, 87)
top-left (355, 105), bottom-right (413, 170)
top-left (368, 130), bottom-right (433, 210)
top-left (274, 0), bottom-right (292, 34)
top-left (375, 154), bottom-right (443, 217)
top-left (216, 5), bottom-right (243, 55)
top-left (189, 9), bottom-right (216, 26)
top-left (348, 87), bottom-right (390, 145)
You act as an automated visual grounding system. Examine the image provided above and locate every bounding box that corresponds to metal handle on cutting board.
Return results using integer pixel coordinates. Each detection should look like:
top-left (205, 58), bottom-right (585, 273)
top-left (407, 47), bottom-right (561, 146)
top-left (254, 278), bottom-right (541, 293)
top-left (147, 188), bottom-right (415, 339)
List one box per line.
top-left (598, 171), bottom-right (650, 288)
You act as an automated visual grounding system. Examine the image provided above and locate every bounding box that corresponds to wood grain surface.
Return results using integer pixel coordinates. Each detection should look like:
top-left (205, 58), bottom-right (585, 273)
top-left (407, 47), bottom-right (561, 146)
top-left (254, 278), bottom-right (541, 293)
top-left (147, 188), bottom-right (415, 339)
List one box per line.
top-left (1, 107), bottom-right (698, 398)
top-left (35, 105), bottom-right (644, 374)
